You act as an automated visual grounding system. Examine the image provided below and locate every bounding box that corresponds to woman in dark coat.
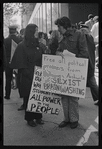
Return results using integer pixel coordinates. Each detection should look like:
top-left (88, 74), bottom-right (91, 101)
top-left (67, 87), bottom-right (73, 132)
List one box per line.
top-left (10, 24), bottom-right (45, 127)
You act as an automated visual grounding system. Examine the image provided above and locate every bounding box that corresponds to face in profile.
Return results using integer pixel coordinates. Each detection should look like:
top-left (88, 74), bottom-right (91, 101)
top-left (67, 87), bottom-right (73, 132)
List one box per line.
top-left (58, 25), bottom-right (66, 35)
top-left (34, 27), bottom-right (38, 38)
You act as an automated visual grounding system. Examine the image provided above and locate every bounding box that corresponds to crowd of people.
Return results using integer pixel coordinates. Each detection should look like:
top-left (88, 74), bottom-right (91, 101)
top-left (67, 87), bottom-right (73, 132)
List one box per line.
top-left (3, 14), bottom-right (99, 128)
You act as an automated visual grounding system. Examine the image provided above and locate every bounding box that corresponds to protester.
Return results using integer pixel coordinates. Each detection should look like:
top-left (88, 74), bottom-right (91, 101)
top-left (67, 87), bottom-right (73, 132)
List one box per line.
top-left (91, 16), bottom-right (99, 43)
top-left (85, 14), bottom-right (94, 31)
top-left (55, 16), bottom-right (89, 129)
top-left (91, 16), bottom-right (99, 68)
top-left (77, 21), bottom-right (84, 29)
top-left (49, 30), bottom-right (53, 37)
top-left (10, 24), bottom-right (45, 127)
top-left (4, 25), bottom-right (22, 100)
top-left (80, 25), bottom-right (99, 105)
top-left (3, 36), bottom-right (7, 72)
top-left (48, 30), bottom-right (63, 55)
top-left (44, 33), bottom-right (49, 46)
top-left (38, 32), bottom-right (46, 45)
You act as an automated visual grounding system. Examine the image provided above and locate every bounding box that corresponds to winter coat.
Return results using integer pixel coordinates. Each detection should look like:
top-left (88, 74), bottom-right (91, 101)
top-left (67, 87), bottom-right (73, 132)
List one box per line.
top-left (85, 34), bottom-right (96, 78)
top-left (56, 29), bottom-right (89, 58)
top-left (4, 34), bottom-right (22, 67)
top-left (10, 41), bottom-right (45, 97)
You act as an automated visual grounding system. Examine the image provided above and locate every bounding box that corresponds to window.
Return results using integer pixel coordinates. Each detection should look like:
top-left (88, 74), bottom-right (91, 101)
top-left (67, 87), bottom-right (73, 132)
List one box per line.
top-left (39, 5), bottom-right (43, 31)
top-left (46, 3), bottom-right (51, 34)
top-left (52, 3), bottom-right (59, 30)
top-left (37, 9), bottom-right (40, 30)
top-left (42, 3), bottom-right (46, 33)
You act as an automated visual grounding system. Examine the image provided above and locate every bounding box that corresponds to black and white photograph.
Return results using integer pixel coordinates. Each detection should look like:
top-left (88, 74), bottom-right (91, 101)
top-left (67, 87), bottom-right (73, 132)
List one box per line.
top-left (3, 3), bottom-right (99, 146)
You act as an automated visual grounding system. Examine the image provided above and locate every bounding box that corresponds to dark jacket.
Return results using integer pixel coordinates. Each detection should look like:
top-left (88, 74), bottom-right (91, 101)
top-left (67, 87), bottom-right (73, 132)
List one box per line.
top-left (48, 38), bottom-right (59, 55)
top-left (10, 41), bottom-right (45, 97)
top-left (85, 34), bottom-right (96, 78)
top-left (57, 29), bottom-right (89, 58)
top-left (4, 34), bottom-right (22, 67)
top-left (3, 44), bottom-right (7, 71)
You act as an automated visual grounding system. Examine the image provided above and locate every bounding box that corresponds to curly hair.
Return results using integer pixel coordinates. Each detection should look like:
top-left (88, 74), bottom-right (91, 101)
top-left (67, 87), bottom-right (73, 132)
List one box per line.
top-left (55, 16), bottom-right (71, 29)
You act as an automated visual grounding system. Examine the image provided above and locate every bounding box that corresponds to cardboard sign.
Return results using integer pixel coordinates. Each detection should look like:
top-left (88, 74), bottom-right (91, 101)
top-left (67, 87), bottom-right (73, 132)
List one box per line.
top-left (10, 39), bottom-right (18, 63)
top-left (41, 54), bottom-right (88, 98)
top-left (26, 66), bottom-right (62, 115)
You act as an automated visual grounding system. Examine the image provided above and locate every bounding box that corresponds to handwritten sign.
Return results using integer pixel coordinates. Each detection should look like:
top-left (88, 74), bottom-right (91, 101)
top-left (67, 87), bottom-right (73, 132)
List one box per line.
top-left (10, 40), bottom-right (18, 63)
top-left (41, 54), bottom-right (88, 98)
top-left (26, 66), bottom-right (62, 115)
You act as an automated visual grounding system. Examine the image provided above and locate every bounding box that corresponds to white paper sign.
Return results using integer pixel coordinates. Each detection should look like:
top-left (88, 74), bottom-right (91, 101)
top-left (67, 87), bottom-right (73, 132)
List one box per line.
top-left (10, 39), bottom-right (18, 63)
top-left (26, 66), bottom-right (62, 115)
top-left (41, 54), bottom-right (88, 98)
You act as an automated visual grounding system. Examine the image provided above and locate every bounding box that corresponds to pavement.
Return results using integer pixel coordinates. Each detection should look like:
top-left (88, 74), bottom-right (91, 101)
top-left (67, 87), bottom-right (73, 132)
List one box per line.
top-left (3, 67), bottom-right (99, 146)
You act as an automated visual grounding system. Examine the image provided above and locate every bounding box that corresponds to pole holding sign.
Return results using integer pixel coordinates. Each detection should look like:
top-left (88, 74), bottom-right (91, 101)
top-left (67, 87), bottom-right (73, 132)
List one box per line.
top-left (41, 54), bottom-right (88, 98)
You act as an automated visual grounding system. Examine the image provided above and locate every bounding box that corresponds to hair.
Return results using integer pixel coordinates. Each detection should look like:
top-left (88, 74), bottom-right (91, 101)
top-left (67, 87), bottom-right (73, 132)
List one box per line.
top-left (38, 32), bottom-right (44, 39)
top-left (51, 30), bottom-right (60, 41)
top-left (49, 30), bottom-right (53, 35)
top-left (55, 16), bottom-right (71, 29)
top-left (24, 24), bottom-right (39, 47)
top-left (88, 14), bottom-right (94, 20)
top-left (20, 28), bottom-right (25, 35)
top-left (93, 16), bottom-right (98, 22)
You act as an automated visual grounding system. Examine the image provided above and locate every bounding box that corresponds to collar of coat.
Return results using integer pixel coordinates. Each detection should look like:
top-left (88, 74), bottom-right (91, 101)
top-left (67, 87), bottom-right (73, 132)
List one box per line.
top-left (63, 28), bottom-right (76, 38)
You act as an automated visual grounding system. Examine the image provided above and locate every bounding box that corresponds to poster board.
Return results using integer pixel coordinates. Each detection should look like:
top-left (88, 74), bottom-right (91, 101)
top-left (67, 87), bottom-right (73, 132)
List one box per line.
top-left (41, 54), bottom-right (88, 98)
top-left (26, 66), bottom-right (62, 115)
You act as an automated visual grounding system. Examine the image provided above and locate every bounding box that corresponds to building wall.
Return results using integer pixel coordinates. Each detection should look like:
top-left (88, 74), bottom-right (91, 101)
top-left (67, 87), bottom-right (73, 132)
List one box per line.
top-left (21, 3), bottom-right (36, 28)
top-left (28, 3), bottom-right (98, 35)
top-left (69, 3), bottom-right (98, 24)
top-left (28, 3), bottom-right (62, 35)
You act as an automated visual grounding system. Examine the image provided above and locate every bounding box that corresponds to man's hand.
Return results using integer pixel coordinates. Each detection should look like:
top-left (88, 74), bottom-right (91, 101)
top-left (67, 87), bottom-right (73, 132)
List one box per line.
top-left (56, 51), bottom-right (64, 59)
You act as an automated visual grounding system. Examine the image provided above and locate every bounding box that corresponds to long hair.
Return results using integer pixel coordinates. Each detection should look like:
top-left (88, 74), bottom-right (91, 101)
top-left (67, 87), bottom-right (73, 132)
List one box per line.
top-left (24, 24), bottom-right (39, 48)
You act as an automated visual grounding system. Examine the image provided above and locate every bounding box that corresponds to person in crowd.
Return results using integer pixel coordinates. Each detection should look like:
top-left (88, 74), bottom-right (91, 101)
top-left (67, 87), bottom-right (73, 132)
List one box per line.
top-left (38, 32), bottom-right (46, 45)
top-left (3, 36), bottom-right (7, 72)
top-left (80, 24), bottom-right (99, 105)
top-left (17, 28), bottom-right (25, 108)
top-left (38, 32), bottom-right (50, 54)
top-left (91, 16), bottom-right (99, 43)
top-left (4, 25), bottom-right (22, 100)
top-left (44, 33), bottom-right (49, 46)
top-left (48, 30), bottom-right (63, 55)
top-left (85, 14), bottom-right (94, 32)
top-left (19, 28), bottom-right (25, 40)
top-left (77, 21), bottom-right (84, 29)
top-left (10, 24), bottom-right (45, 127)
top-left (72, 23), bottom-right (78, 29)
top-left (49, 30), bottom-right (53, 37)
top-left (91, 16), bottom-right (99, 68)
top-left (55, 16), bottom-right (89, 129)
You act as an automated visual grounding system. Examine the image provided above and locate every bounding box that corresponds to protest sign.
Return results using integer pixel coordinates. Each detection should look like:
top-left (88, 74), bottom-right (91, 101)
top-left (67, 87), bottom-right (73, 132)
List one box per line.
top-left (26, 66), bottom-right (62, 115)
top-left (41, 54), bottom-right (88, 98)
top-left (10, 39), bottom-right (18, 63)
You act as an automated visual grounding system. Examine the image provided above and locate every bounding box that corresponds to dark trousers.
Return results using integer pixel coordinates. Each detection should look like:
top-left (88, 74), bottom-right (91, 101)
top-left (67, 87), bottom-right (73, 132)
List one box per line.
top-left (5, 67), bottom-right (13, 98)
top-left (17, 69), bottom-right (23, 98)
top-left (87, 76), bottom-right (98, 102)
top-left (24, 96), bottom-right (42, 122)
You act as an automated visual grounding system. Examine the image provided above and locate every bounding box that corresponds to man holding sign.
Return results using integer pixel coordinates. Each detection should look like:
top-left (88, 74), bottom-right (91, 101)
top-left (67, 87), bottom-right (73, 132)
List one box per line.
top-left (54, 16), bottom-right (89, 129)
top-left (4, 25), bottom-right (22, 99)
